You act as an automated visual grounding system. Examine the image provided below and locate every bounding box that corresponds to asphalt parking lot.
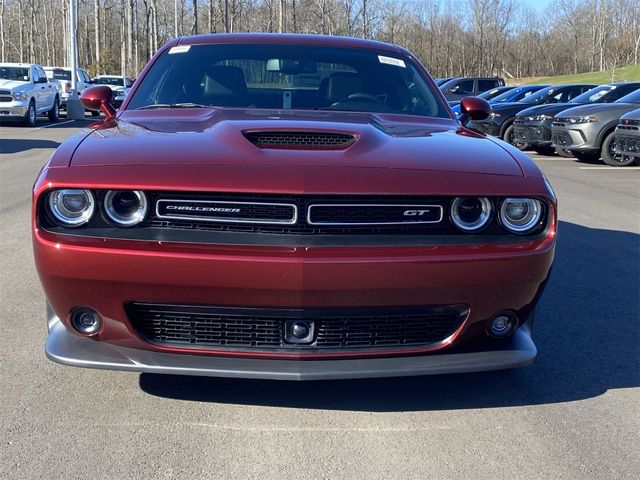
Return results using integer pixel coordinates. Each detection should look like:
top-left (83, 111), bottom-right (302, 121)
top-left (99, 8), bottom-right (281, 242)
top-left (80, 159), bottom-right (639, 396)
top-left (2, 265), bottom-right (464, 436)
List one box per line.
top-left (1, 118), bottom-right (638, 480)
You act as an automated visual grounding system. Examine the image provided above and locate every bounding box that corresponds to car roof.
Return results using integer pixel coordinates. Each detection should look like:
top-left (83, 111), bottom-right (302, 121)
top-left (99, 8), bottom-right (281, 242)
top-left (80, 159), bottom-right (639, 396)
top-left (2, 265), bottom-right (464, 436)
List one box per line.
top-left (0, 62), bottom-right (36, 68)
top-left (176, 33), bottom-right (409, 55)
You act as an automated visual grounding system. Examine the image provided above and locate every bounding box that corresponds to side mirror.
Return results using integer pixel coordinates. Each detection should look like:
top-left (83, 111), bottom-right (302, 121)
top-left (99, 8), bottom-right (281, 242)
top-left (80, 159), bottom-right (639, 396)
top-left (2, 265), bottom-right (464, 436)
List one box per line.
top-left (36, 77), bottom-right (48, 84)
top-left (458, 96), bottom-right (492, 123)
top-left (80, 85), bottom-right (116, 118)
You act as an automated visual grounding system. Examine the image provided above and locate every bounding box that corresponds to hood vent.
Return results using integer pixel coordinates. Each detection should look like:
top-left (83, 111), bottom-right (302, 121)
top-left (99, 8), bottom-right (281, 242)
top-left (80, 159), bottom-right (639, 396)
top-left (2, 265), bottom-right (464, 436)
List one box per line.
top-left (243, 131), bottom-right (357, 150)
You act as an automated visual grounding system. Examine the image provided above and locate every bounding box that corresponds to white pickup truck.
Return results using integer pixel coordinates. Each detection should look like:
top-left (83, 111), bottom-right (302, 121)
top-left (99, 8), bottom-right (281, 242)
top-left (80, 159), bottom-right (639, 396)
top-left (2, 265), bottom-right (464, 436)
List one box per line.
top-left (0, 63), bottom-right (59, 127)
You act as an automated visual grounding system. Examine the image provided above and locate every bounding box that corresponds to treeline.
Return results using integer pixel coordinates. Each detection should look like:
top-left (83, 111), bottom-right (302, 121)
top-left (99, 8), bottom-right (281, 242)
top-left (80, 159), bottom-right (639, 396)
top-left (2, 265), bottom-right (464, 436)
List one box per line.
top-left (0, 0), bottom-right (639, 79)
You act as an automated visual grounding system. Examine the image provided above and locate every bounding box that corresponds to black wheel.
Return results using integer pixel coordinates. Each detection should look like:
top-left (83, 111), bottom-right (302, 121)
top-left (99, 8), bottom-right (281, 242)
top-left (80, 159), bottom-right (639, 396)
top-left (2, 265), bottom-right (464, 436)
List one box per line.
top-left (47, 96), bottom-right (59, 122)
top-left (22, 100), bottom-right (37, 127)
top-left (572, 151), bottom-right (600, 163)
top-left (601, 131), bottom-right (635, 166)
top-left (503, 125), bottom-right (528, 150)
top-left (555, 147), bottom-right (574, 158)
top-left (533, 146), bottom-right (556, 156)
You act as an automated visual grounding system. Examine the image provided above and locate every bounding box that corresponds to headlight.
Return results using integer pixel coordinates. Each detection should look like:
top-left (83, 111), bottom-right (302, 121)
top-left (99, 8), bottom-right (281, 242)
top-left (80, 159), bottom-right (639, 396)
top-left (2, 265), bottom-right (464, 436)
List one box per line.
top-left (566, 116), bottom-right (598, 124)
top-left (47, 189), bottom-right (95, 226)
top-left (450, 197), bottom-right (493, 232)
top-left (525, 115), bottom-right (551, 122)
top-left (104, 190), bottom-right (148, 226)
top-left (499, 198), bottom-right (544, 234)
top-left (13, 91), bottom-right (29, 101)
top-left (489, 112), bottom-right (501, 119)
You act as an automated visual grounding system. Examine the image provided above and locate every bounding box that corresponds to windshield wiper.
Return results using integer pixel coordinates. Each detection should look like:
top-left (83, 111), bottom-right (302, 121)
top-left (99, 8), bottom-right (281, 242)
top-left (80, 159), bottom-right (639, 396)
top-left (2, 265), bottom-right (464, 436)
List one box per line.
top-left (136, 103), bottom-right (209, 110)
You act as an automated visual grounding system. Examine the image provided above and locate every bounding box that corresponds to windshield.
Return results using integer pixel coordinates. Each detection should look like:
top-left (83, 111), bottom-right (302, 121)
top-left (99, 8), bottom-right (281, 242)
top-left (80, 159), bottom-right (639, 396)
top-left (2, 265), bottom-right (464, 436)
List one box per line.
top-left (45, 69), bottom-right (72, 81)
top-left (0, 66), bottom-right (30, 81)
top-left (615, 89), bottom-right (640, 104)
top-left (569, 85), bottom-right (612, 103)
top-left (491, 86), bottom-right (538, 103)
top-left (95, 77), bottom-right (124, 86)
top-left (478, 86), bottom-right (513, 100)
top-left (521, 86), bottom-right (559, 104)
top-left (126, 43), bottom-right (449, 118)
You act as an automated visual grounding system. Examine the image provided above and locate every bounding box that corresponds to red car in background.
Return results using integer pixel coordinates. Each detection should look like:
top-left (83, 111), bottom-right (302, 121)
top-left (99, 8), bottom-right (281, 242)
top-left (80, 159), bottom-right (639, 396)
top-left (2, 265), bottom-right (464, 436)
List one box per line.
top-left (32, 34), bottom-right (556, 380)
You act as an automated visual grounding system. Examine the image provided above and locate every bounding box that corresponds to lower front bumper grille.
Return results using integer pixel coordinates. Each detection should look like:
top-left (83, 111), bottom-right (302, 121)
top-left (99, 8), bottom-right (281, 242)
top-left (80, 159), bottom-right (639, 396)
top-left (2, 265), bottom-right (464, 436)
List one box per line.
top-left (514, 125), bottom-right (547, 144)
top-left (614, 135), bottom-right (640, 156)
top-left (127, 303), bottom-right (468, 355)
top-left (552, 131), bottom-right (574, 147)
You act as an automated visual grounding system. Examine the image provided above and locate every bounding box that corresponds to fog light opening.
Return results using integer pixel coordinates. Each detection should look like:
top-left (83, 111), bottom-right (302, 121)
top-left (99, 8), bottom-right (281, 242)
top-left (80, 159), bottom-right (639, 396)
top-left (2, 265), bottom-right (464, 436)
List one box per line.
top-left (71, 308), bottom-right (102, 335)
top-left (487, 313), bottom-right (517, 338)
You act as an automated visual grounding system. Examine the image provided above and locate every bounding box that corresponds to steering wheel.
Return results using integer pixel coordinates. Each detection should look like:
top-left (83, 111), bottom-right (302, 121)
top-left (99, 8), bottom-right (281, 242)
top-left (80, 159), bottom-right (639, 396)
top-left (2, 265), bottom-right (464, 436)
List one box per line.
top-left (331, 92), bottom-right (384, 107)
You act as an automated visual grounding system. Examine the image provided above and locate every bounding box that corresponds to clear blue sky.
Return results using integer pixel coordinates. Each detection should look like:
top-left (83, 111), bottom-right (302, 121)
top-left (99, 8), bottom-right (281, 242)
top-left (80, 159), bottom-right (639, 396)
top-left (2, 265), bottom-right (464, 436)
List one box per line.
top-left (518, 0), bottom-right (553, 11)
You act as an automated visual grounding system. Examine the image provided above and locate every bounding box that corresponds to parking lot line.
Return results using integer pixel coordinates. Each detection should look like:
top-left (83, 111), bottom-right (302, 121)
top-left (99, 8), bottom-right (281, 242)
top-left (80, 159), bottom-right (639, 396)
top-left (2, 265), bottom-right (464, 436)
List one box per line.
top-left (38, 120), bottom-right (76, 129)
top-left (578, 166), bottom-right (640, 170)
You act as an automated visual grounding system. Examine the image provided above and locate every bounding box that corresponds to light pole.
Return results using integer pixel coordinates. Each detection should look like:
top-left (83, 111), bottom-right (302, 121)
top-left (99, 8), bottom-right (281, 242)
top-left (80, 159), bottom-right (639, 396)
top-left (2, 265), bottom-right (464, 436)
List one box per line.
top-left (67, 0), bottom-right (84, 119)
top-left (175, 0), bottom-right (179, 38)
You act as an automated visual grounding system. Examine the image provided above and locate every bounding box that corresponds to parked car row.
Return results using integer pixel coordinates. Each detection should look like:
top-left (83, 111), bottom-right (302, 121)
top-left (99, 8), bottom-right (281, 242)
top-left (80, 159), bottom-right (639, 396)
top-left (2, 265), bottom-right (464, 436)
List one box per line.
top-left (452, 79), bottom-right (640, 166)
top-left (0, 61), bottom-right (134, 126)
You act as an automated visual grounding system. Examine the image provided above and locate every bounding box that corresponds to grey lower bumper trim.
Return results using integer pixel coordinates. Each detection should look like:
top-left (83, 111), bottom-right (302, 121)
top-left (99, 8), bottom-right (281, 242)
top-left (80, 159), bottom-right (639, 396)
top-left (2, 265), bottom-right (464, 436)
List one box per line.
top-left (45, 314), bottom-right (537, 380)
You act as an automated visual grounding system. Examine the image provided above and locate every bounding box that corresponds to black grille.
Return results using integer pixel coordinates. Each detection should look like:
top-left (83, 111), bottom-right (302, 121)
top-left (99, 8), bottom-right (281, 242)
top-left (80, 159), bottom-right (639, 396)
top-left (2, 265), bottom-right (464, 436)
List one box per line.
top-left (552, 131), bottom-right (573, 147)
top-left (146, 193), bottom-right (456, 235)
top-left (156, 199), bottom-right (297, 224)
top-left (244, 131), bottom-right (356, 149)
top-left (614, 135), bottom-right (640, 155)
top-left (127, 303), bottom-right (468, 352)
top-left (0, 89), bottom-right (12, 103)
top-left (514, 126), bottom-right (543, 143)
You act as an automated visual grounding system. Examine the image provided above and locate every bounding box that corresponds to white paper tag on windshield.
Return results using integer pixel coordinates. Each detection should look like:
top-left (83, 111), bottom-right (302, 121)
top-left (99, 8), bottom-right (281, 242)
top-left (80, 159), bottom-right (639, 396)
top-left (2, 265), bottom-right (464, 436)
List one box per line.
top-left (168, 45), bottom-right (191, 55)
top-left (378, 55), bottom-right (406, 68)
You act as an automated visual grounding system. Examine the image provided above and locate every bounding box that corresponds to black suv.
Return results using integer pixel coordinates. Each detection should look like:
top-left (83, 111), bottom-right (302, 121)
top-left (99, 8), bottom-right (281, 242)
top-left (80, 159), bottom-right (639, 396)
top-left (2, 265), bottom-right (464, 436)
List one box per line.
top-left (440, 77), bottom-right (506, 102)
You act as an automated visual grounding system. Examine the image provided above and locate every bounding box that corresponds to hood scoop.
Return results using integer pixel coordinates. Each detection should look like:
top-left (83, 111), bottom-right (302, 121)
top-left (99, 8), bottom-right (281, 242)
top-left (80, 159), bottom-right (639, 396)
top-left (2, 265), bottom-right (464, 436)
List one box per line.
top-left (243, 130), bottom-right (357, 150)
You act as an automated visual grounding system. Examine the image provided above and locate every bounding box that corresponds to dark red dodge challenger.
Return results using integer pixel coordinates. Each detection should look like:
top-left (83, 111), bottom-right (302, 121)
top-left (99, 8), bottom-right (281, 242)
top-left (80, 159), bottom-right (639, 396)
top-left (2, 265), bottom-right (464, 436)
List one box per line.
top-left (33, 34), bottom-right (556, 380)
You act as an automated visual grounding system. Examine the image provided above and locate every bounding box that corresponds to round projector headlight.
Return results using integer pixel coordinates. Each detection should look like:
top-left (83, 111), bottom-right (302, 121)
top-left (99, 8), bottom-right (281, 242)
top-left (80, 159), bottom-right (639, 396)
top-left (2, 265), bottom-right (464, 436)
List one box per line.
top-left (104, 190), bottom-right (148, 226)
top-left (500, 198), bottom-right (543, 234)
top-left (48, 189), bottom-right (95, 226)
top-left (450, 197), bottom-right (493, 232)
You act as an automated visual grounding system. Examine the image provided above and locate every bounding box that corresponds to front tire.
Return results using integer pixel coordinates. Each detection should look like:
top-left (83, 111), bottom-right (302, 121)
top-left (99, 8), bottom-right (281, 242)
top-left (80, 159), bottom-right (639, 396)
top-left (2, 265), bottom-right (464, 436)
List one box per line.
top-left (22, 100), bottom-right (37, 127)
top-left (503, 125), bottom-right (528, 150)
top-left (47, 96), bottom-right (59, 122)
top-left (601, 131), bottom-right (635, 166)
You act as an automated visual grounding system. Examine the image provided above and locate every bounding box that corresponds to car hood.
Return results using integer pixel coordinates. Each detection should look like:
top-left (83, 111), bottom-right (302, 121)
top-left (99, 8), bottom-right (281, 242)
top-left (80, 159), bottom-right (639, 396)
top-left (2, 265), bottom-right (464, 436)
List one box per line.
top-left (69, 109), bottom-right (524, 176)
top-left (0, 79), bottom-right (28, 90)
top-left (517, 103), bottom-right (577, 117)
top-left (620, 108), bottom-right (640, 121)
top-left (555, 103), bottom-right (640, 118)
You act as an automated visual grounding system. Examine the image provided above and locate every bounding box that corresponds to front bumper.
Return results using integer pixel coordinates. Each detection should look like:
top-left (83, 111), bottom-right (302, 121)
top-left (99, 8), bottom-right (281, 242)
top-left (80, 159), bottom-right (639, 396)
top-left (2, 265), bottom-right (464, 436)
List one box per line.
top-left (614, 127), bottom-right (640, 159)
top-left (551, 122), bottom-right (600, 151)
top-left (0, 100), bottom-right (28, 118)
top-left (46, 308), bottom-right (537, 380)
top-left (513, 121), bottom-right (552, 146)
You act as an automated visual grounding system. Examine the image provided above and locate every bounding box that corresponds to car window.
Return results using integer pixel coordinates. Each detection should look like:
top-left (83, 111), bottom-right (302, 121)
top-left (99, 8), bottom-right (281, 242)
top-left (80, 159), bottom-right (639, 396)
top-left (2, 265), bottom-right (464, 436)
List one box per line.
top-left (605, 85), bottom-right (640, 102)
top-left (0, 66), bottom-right (30, 81)
top-left (453, 79), bottom-right (475, 94)
top-left (570, 86), bottom-right (611, 103)
top-left (95, 77), bottom-right (124, 86)
top-left (521, 86), bottom-right (557, 104)
top-left (478, 79), bottom-right (499, 91)
top-left (127, 43), bottom-right (449, 118)
top-left (46, 69), bottom-right (72, 81)
top-left (615, 89), bottom-right (640, 104)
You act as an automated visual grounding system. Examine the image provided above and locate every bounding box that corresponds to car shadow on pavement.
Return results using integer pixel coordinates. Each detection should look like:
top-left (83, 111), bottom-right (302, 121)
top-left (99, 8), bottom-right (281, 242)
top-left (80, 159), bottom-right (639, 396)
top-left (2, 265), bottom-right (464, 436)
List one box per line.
top-left (0, 138), bottom-right (60, 154)
top-left (139, 220), bottom-right (640, 411)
